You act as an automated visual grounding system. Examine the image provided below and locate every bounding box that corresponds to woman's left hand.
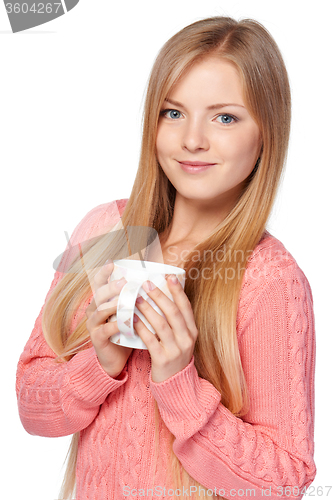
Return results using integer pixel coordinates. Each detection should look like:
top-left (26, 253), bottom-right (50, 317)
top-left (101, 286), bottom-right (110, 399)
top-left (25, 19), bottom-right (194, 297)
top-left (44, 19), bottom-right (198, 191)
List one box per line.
top-left (133, 275), bottom-right (198, 383)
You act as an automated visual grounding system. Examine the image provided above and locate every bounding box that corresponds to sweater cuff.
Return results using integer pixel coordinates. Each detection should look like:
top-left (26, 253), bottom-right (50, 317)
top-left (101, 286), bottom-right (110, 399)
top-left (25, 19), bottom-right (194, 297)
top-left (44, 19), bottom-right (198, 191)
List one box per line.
top-left (149, 356), bottom-right (221, 440)
top-left (64, 347), bottom-right (128, 407)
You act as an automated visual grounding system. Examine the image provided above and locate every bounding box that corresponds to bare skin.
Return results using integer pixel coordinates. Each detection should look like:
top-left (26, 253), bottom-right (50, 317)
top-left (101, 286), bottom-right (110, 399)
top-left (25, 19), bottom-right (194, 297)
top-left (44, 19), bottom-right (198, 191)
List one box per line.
top-left (85, 261), bottom-right (133, 377)
top-left (134, 274), bottom-right (198, 383)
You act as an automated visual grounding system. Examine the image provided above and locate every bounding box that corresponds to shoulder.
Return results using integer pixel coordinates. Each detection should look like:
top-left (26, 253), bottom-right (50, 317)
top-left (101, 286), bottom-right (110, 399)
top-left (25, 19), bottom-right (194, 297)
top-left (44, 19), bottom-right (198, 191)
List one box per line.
top-left (243, 230), bottom-right (312, 294)
top-left (237, 231), bottom-right (313, 329)
top-left (70, 198), bottom-right (129, 244)
top-left (54, 199), bottom-right (129, 274)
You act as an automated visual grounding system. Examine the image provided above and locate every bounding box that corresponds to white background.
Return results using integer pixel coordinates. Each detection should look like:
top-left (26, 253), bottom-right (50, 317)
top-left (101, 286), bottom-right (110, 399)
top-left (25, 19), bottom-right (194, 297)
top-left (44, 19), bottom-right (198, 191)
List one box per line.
top-left (1, 1), bottom-right (332, 499)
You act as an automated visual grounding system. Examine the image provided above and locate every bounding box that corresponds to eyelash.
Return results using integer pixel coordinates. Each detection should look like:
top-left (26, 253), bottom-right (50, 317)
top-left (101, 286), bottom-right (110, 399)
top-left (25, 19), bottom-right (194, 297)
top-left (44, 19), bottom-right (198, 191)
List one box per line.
top-left (159, 108), bottom-right (238, 125)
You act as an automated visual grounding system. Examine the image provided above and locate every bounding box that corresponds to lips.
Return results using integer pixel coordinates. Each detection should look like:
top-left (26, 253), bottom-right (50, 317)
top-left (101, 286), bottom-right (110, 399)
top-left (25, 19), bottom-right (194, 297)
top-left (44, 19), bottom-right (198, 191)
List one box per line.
top-left (178, 161), bottom-right (216, 166)
top-left (177, 161), bottom-right (216, 174)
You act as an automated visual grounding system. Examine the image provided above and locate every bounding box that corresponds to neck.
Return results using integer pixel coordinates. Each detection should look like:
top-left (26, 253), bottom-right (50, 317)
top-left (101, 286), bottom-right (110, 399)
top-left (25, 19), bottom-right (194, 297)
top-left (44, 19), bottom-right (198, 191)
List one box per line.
top-left (160, 194), bottom-right (235, 248)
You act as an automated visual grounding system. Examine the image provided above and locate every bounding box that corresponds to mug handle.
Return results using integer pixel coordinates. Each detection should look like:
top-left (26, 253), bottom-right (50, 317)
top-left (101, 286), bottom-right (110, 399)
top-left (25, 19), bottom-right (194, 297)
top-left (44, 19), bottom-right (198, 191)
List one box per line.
top-left (116, 280), bottom-right (159, 338)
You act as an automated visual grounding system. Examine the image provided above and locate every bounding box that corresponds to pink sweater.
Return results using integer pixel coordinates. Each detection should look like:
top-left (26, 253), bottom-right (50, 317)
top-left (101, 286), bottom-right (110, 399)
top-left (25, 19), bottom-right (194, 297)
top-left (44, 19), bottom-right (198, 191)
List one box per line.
top-left (16, 199), bottom-right (316, 500)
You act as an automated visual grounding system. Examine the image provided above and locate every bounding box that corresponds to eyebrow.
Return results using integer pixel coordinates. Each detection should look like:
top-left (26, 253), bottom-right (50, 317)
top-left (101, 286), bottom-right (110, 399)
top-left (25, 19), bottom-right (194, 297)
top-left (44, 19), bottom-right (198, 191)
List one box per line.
top-left (164, 98), bottom-right (245, 110)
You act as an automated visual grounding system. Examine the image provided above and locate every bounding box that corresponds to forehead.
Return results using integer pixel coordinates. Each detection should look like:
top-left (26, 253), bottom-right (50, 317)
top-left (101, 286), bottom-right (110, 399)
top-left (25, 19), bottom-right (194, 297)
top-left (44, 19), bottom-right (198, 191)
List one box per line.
top-left (166, 57), bottom-right (245, 107)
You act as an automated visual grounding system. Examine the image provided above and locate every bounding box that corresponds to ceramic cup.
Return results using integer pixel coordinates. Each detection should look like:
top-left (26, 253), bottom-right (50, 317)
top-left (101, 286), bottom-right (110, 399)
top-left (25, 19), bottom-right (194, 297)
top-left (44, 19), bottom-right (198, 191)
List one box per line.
top-left (108, 259), bottom-right (186, 349)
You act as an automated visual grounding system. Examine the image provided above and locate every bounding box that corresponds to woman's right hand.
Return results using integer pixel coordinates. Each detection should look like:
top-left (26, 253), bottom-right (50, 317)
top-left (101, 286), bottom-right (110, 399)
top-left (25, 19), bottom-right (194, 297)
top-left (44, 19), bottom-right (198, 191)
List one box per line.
top-left (85, 261), bottom-right (133, 378)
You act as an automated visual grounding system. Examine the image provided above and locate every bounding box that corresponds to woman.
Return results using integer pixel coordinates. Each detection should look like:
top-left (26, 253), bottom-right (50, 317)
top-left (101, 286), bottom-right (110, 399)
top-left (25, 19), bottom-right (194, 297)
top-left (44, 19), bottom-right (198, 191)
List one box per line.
top-left (16, 16), bottom-right (316, 500)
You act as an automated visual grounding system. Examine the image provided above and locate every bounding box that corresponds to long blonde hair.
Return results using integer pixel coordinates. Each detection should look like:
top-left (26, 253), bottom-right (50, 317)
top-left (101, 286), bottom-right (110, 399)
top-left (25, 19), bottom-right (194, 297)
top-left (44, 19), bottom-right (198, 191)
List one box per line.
top-left (42, 16), bottom-right (291, 499)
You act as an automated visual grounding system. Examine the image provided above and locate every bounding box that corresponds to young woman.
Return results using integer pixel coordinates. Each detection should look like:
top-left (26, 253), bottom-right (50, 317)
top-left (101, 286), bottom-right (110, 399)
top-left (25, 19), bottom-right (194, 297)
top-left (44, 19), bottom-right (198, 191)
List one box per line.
top-left (16, 16), bottom-right (316, 500)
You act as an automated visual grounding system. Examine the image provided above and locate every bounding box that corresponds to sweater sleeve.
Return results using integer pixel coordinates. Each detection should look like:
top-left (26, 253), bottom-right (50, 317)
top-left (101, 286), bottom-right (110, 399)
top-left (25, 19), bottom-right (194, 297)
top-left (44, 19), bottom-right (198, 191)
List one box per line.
top-left (149, 262), bottom-right (316, 500)
top-left (16, 200), bottom-right (129, 437)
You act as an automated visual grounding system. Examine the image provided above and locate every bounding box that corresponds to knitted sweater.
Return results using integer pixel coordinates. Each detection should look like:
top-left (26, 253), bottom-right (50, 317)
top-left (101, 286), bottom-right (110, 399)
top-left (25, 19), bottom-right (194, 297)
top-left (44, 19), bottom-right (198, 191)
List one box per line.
top-left (16, 199), bottom-right (316, 500)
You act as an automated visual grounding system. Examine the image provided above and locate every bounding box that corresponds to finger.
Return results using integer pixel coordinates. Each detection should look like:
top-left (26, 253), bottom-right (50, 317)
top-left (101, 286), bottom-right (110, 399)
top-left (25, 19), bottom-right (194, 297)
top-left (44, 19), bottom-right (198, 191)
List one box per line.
top-left (86, 298), bottom-right (118, 331)
top-left (165, 275), bottom-right (198, 340)
top-left (91, 316), bottom-right (122, 346)
top-left (133, 314), bottom-right (163, 352)
top-left (88, 260), bottom-right (114, 308)
top-left (97, 296), bottom-right (119, 312)
top-left (135, 294), bottom-right (176, 346)
top-left (93, 260), bottom-right (114, 290)
top-left (141, 279), bottom-right (197, 342)
top-left (92, 276), bottom-right (127, 310)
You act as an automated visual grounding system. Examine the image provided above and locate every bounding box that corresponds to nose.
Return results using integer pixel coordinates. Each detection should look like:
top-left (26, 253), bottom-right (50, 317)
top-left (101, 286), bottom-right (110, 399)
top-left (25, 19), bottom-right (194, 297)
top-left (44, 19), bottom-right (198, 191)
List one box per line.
top-left (181, 119), bottom-right (210, 153)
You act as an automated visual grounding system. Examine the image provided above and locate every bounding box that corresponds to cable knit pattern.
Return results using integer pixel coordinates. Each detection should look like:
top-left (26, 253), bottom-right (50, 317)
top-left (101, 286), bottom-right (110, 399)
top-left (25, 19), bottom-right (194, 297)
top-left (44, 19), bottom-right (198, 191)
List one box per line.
top-left (16, 199), bottom-right (316, 500)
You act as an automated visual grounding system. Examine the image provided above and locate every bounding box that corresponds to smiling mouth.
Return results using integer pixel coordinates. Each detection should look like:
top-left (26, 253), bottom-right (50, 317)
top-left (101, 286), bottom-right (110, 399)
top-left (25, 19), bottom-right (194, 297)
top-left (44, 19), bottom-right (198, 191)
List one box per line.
top-left (178, 161), bottom-right (216, 166)
top-left (177, 161), bottom-right (216, 174)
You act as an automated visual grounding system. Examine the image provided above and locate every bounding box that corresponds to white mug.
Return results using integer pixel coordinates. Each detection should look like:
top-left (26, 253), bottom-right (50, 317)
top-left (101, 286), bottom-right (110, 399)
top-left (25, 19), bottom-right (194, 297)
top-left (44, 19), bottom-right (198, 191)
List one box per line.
top-left (108, 259), bottom-right (186, 349)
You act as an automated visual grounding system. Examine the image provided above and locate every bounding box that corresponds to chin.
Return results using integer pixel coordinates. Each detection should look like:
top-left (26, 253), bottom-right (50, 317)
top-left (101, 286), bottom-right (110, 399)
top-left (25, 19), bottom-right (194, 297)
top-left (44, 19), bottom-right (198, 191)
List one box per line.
top-left (176, 189), bottom-right (216, 202)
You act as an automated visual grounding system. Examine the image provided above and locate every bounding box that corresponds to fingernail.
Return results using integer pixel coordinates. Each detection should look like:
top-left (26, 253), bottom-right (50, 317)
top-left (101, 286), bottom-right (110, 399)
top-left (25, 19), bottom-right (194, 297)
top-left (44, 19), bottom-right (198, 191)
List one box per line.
top-left (168, 274), bottom-right (178, 284)
top-left (116, 277), bottom-right (126, 288)
top-left (143, 280), bottom-right (156, 292)
top-left (136, 295), bottom-right (144, 304)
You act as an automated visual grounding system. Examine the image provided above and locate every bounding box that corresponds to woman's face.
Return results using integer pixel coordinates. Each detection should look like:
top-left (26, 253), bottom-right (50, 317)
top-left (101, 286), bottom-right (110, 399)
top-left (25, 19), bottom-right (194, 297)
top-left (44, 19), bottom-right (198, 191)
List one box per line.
top-left (156, 57), bottom-right (262, 208)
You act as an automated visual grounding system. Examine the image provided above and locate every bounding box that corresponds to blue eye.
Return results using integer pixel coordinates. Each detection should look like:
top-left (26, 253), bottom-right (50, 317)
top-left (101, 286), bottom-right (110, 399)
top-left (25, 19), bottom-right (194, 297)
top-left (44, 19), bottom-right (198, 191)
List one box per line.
top-left (160, 109), bottom-right (237, 124)
top-left (217, 114), bottom-right (237, 124)
top-left (160, 109), bottom-right (182, 119)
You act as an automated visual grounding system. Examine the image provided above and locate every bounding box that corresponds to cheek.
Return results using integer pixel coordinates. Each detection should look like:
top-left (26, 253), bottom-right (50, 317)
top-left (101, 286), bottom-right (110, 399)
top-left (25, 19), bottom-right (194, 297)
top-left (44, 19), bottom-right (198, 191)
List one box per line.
top-left (155, 129), bottom-right (164, 159)
top-left (156, 123), bottom-right (179, 160)
top-left (244, 124), bottom-right (261, 156)
top-left (155, 126), bottom-right (169, 164)
top-left (223, 126), bottom-right (261, 165)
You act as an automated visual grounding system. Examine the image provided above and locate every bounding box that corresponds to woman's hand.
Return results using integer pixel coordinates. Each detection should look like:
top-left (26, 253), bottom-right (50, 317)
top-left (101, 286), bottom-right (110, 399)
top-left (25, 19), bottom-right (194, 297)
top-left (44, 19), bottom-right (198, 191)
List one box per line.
top-left (133, 275), bottom-right (198, 383)
top-left (85, 261), bottom-right (133, 378)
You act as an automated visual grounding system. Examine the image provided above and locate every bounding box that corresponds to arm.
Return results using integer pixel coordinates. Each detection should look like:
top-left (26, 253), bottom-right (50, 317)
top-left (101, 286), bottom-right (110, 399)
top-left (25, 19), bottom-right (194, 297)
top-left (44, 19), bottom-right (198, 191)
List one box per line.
top-left (16, 200), bottom-right (129, 437)
top-left (149, 264), bottom-right (316, 499)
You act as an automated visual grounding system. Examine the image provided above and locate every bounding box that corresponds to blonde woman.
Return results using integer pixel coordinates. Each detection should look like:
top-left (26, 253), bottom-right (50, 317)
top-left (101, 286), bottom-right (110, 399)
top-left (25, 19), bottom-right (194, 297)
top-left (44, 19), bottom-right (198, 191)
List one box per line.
top-left (16, 16), bottom-right (316, 500)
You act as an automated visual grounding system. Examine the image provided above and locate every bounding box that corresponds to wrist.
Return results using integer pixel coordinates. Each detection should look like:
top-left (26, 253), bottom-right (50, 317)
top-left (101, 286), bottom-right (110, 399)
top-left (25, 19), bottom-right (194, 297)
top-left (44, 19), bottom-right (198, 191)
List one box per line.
top-left (94, 346), bottom-right (132, 378)
top-left (151, 356), bottom-right (193, 383)
top-left (100, 361), bottom-right (126, 378)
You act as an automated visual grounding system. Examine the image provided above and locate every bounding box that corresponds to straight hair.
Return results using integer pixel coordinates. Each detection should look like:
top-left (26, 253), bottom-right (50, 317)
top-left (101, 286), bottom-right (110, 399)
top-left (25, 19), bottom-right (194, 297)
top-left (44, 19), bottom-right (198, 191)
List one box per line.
top-left (42, 16), bottom-right (291, 499)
